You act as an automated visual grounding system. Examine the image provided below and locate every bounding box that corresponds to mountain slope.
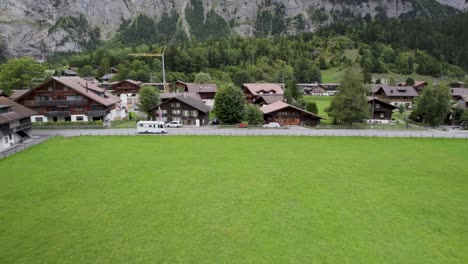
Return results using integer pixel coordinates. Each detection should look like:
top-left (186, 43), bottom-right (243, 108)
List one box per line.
top-left (0, 0), bottom-right (466, 59)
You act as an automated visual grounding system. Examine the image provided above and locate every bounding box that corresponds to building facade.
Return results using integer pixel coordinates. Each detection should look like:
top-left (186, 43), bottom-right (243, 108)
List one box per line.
top-left (14, 77), bottom-right (123, 122)
top-left (153, 94), bottom-right (210, 126)
top-left (0, 97), bottom-right (36, 151)
top-left (260, 101), bottom-right (322, 126)
top-left (367, 98), bottom-right (398, 124)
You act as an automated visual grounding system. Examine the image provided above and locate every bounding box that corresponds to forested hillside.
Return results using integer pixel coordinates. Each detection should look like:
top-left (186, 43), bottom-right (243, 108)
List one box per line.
top-left (42, 11), bottom-right (467, 85)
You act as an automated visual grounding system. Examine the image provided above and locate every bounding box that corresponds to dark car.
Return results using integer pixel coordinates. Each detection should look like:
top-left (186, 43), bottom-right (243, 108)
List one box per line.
top-left (211, 118), bottom-right (220, 125)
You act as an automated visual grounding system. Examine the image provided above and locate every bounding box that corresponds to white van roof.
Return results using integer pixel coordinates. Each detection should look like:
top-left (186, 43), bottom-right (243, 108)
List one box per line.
top-left (137, 121), bottom-right (165, 124)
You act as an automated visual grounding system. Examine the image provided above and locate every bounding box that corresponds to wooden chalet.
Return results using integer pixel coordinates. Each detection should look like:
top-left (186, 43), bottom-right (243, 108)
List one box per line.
top-left (14, 77), bottom-right (122, 123)
top-left (0, 96), bottom-right (36, 151)
top-left (260, 101), bottom-right (322, 126)
top-left (152, 93), bottom-right (211, 126)
top-left (298, 83), bottom-right (340, 96)
top-left (370, 84), bottom-right (418, 108)
top-left (242, 83), bottom-right (284, 103)
top-left (110, 80), bottom-right (142, 95)
top-left (368, 98), bottom-right (398, 124)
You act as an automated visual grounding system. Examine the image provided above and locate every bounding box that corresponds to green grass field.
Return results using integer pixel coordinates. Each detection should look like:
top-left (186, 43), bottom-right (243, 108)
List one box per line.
top-left (1, 136), bottom-right (467, 263)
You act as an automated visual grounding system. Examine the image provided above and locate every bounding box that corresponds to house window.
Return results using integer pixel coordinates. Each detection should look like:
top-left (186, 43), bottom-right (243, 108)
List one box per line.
top-left (0, 107), bottom-right (10, 114)
top-left (3, 136), bottom-right (9, 144)
top-left (172, 110), bottom-right (181, 115)
top-left (76, 116), bottom-right (84, 121)
top-left (35, 117), bottom-right (43, 122)
top-left (163, 117), bottom-right (167, 122)
top-left (380, 113), bottom-right (385, 119)
top-left (173, 117), bottom-right (180, 121)
top-left (375, 103), bottom-right (381, 109)
top-left (162, 110), bottom-right (167, 114)
top-left (191, 110), bottom-right (198, 117)
top-left (183, 110), bottom-right (190, 116)
top-left (75, 106), bottom-right (83, 111)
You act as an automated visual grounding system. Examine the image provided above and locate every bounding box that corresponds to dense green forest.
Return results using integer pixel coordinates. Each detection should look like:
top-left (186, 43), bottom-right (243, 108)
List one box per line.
top-left (37, 7), bottom-right (468, 85)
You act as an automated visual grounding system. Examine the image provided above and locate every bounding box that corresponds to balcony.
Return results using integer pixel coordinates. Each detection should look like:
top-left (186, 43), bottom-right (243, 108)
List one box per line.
top-left (23, 100), bottom-right (89, 107)
top-left (45, 111), bottom-right (71, 117)
top-left (11, 122), bottom-right (32, 132)
top-left (87, 110), bottom-right (107, 117)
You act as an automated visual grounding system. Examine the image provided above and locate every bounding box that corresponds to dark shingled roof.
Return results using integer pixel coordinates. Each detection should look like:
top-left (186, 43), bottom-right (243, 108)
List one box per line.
top-left (155, 93), bottom-right (210, 113)
top-left (0, 96), bottom-right (36, 125)
top-left (371, 84), bottom-right (418, 97)
top-left (9, 90), bottom-right (29, 100)
top-left (253, 95), bottom-right (284, 104)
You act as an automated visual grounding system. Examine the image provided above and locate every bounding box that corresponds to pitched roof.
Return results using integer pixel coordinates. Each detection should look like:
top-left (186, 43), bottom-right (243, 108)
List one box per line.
top-left (0, 96), bottom-right (36, 125)
top-left (160, 92), bottom-right (201, 101)
top-left (371, 84), bottom-right (418, 97)
top-left (112, 79), bottom-right (142, 87)
top-left (368, 97), bottom-right (398, 109)
top-left (15, 77), bottom-right (121, 107)
top-left (450, 88), bottom-right (468, 96)
top-left (243, 83), bottom-right (284, 96)
top-left (62, 69), bottom-right (78, 76)
top-left (260, 101), bottom-right (323, 119)
top-left (185, 83), bottom-right (218, 93)
top-left (9, 90), bottom-right (29, 100)
top-left (253, 94), bottom-right (284, 104)
top-left (156, 94), bottom-right (211, 113)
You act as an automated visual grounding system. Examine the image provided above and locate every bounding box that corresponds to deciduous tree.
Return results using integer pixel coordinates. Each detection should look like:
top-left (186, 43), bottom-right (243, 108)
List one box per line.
top-left (138, 86), bottom-right (160, 119)
top-left (326, 68), bottom-right (369, 125)
top-left (214, 84), bottom-right (245, 124)
top-left (244, 104), bottom-right (264, 125)
top-left (0, 57), bottom-right (45, 95)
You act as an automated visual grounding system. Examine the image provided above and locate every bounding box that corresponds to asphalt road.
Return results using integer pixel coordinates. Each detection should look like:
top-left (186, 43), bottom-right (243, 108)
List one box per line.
top-left (32, 127), bottom-right (468, 138)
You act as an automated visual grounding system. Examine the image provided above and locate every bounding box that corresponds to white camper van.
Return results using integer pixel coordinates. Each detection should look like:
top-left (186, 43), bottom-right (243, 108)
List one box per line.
top-left (137, 121), bottom-right (167, 134)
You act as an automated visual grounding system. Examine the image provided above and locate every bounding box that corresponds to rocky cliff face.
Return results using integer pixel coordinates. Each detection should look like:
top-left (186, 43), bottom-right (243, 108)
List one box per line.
top-left (0, 0), bottom-right (466, 59)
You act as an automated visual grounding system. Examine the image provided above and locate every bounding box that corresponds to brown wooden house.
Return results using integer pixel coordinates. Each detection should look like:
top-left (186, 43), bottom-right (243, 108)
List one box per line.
top-left (260, 101), bottom-right (322, 126)
top-left (454, 95), bottom-right (468, 109)
top-left (152, 93), bottom-right (211, 126)
top-left (169, 80), bottom-right (218, 102)
top-left (370, 84), bottom-right (418, 109)
top-left (0, 96), bottom-right (36, 151)
top-left (242, 83), bottom-right (284, 103)
top-left (110, 80), bottom-right (142, 95)
top-left (368, 98), bottom-right (398, 123)
top-left (14, 77), bottom-right (122, 122)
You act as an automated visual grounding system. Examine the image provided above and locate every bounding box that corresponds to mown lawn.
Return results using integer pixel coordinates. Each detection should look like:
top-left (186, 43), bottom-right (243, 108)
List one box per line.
top-left (1, 136), bottom-right (467, 263)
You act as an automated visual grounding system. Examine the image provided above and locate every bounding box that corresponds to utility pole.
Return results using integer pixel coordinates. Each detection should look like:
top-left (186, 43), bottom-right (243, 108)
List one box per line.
top-left (129, 45), bottom-right (167, 89)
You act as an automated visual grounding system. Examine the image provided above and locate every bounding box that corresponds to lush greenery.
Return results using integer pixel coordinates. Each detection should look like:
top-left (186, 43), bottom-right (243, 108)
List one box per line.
top-left (244, 104), bottom-right (264, 125)
top-left (213, 84), bottom-right (245, 124)
top-left (0, 136), bottom-right (467, 263)
top-left (410, 84), bottom-right (452, 126)
top-left (0, 57), bottom-right (47, 95)
top-left (137, 86), bottom-right (160, 118)
top-left (326, 68), bottom-right (369, 124)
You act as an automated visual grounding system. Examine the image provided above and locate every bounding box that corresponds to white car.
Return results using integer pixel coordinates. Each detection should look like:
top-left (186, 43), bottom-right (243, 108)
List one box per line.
top-left (263, 122), bottom-right (281, 128)
top-left (166, 121), bottom-right (182, 128)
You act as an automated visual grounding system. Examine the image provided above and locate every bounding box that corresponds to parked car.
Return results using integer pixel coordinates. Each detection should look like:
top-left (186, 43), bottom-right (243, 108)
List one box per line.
top-left (263, 122), bottom-right (281, 128)
top-left (211, 118), bottom-right (220, 125)
top-left (166, 121), bottom-right (182, 128)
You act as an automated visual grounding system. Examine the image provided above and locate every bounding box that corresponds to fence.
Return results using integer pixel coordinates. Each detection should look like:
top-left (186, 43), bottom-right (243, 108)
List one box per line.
top-left (0, 136), bottom-right (54, 159)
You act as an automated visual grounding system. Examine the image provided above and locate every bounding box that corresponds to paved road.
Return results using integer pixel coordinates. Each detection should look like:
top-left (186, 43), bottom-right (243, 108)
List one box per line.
top-left (32, 127), bottom-right (468, 138)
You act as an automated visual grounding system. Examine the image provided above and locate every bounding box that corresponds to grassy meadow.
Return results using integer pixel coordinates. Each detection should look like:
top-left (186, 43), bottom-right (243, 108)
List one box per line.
top-left (0, 136), bottom-right (467, 263)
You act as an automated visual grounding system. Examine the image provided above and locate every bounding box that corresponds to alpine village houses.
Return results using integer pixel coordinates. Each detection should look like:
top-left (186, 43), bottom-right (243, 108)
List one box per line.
top-left (370, 84), bottom-right (419, 108)
top-left (169, 81), bottom-right (218, 107)
top-left (0, 96), bottom-right (36, 151)
top-left (152, 93), bottom-right (211, 126)
top-left (14, 77), bottom-right (123, 123)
